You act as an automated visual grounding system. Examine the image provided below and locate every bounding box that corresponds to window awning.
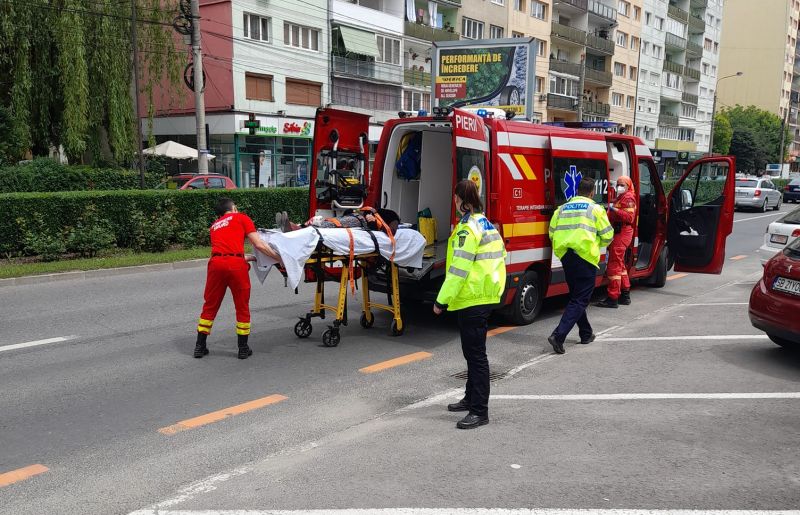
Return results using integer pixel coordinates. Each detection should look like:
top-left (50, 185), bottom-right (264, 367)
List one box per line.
top-left (337, 25), bottom-right (380, 58)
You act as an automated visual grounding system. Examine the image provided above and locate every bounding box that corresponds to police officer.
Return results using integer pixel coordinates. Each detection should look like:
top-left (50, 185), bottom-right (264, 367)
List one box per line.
top-left (194, 198), bottom-right (281, 360)
top-left (596, 176), bottom-right (637, 308)
top-left (548, 177), bottom-right (614, 354)
top-left (433, 179), bottom-right (506, 429)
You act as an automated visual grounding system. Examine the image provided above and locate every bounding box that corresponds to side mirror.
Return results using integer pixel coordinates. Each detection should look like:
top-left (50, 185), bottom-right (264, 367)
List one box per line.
top-left (680, 189), bottom-right (693, 211)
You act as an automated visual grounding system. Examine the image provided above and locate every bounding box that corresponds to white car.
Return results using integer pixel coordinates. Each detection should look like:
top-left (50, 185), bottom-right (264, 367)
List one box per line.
top-left (735, 177), bottom-right (783, 212)
top-left (759, 206), bottom-right (800, 265)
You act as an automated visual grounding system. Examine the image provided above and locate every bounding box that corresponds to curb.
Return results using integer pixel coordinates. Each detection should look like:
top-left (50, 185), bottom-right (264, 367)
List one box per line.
top-left (0, 259), bottom-right (208, 288)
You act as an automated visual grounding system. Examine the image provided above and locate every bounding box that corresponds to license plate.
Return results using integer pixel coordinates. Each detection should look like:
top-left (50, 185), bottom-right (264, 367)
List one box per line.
top-left (736, 191), bottom-right (748, 197)
top-left (792, 187), bottom-right (800, 191)
top-left (773, 276), bottom-right (800, 296)
top-left (771, 234), bottom-right (789, 244)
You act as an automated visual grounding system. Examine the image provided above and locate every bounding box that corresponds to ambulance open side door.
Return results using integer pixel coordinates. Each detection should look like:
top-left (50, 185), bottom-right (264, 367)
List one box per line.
top-left (667, 156), bottom-right (736, 274)
top-left (451, 109), bottom-right (491, 223)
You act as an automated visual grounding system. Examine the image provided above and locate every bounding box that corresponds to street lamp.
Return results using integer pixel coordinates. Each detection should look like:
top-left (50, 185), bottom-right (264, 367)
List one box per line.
top-left (708, 71), bottom-right (743, 157)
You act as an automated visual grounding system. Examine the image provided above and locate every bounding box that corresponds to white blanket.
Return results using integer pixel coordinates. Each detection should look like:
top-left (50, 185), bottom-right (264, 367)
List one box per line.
top-left (253, 227), bottom-right (427, 289)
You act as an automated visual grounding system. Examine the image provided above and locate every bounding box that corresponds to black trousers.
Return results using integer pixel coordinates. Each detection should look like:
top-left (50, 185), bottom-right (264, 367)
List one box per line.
top-left (457, 304), bottom-right (492, 417)
top-left (552, 249), bottom-right (596, 343)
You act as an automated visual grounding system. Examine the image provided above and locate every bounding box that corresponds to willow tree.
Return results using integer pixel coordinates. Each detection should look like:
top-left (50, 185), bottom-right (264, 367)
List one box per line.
top-left (0, 0), bottom-right (182, 164)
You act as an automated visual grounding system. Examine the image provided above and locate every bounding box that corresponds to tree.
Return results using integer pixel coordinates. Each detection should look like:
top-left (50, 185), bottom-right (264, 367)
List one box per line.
top-left (729, 129), bottom-right (765, 174)
top-left (712, 112), bottom-right (732, 155)
top-left (0, 1), bottom-right (181, 164)
top-left (721, 105), bottom-right (791, 164)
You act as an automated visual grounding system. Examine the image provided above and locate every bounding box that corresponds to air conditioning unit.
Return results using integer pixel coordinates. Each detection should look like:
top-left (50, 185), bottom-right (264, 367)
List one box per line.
top-left (539, 94), bottom-right (548, 101)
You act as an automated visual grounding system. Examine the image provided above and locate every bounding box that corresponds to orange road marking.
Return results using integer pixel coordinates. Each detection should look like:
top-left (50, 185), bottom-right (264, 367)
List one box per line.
top-left (730, 255), bottom-right (748, 261)
top-left (0, 464), bottom-right (48, 488)
top-left (158, 394), bottom-right (288, 435)
top-left (487, 326), bottom-right (515, 337)
top-left (359, 351), bottom-right (433, 374)
top-left (666, 273), bottom-right (689, 281)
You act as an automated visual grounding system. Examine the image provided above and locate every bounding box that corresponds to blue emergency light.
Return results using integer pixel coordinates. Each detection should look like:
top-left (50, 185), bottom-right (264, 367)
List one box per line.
top-left (418, 109), bottom-right (428, 117)
top-left (476, 108), bottom-right (488, 117)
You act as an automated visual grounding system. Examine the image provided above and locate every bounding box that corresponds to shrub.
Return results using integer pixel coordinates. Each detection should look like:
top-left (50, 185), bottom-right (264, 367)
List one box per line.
top-left (18, 214), bottom-right (67, 261)
top-left (177, 218), bottom-right (211, 248)
top-left (66, 204), bottom-right (116, 257)
top-left (0, 159), bottom-right (164, 193)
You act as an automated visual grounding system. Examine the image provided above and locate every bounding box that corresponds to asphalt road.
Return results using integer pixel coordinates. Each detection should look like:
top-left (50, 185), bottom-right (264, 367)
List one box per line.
top-left (0, 204), bottom-right (798, 515)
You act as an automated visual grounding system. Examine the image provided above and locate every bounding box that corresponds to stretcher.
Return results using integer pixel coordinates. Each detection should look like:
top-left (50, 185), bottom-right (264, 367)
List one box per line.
top-left (253, 226), bottom-right (426, 347)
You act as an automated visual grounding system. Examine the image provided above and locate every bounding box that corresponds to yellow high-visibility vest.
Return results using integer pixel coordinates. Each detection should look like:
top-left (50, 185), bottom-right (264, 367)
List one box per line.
top-left (549, 195), bottom-right (614, 267)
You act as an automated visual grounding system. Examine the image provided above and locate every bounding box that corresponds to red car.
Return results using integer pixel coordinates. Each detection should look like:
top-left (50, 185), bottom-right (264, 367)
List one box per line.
top-left (156, 174), bottom-right (236, 190)
top-left (749, 236), bottom-right (800, 348)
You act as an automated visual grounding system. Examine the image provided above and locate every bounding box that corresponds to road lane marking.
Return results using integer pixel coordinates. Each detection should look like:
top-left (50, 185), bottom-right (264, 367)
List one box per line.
top-left (681, 302), bottom-right (748, 306)
top-left (666, 273), bottom-right (689, 281)
top-left (492, 393), bottom-right (800, 400)
top-left (734, 212), bottom-right (786, 223)
top-left (487, 326), bottom-right (515, 337)
top-left (359, 351), bottom-right (433, 374)
top-left (0, 336), bottom-right (76, 353)
top-left (597, 334), bottom-right (769, 342)
top-left (158, 395), bottom-right (288, 435)
top-left (0, 464), bottom-right (49, 488)
top-left (730, 255), bottom-right (748, 260)
top-left (129, 509), bottom-right (800, 515)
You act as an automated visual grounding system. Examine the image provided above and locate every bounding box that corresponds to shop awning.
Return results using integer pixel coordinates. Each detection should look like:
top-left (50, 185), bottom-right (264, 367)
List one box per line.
top-left (337, 26), bottom-right (380, 58)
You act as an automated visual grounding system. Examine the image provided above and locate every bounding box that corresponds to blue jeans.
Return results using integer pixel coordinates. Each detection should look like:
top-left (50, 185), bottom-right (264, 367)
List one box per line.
top-left (552, 250), bottom-right (596, 343)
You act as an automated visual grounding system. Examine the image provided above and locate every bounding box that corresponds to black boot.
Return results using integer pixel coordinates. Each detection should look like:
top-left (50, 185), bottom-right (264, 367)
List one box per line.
top-left (619, 290), bottom-right (631, 305)
top-left (594, 298), bottom-right (619, 308)
top-left (194, 332), bottom-right (209, 358)
top-left (447, 398), bottom-right (470, 412)
top-left (237, 334), bottom-right (253, 359)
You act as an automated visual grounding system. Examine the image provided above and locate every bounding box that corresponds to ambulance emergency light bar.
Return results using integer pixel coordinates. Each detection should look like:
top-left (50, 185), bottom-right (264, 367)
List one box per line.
top-left (542, 121), bottom-right (621, 131)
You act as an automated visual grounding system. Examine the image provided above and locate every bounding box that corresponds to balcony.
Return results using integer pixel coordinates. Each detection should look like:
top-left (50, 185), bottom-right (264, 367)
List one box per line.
top-left (663, 60), bottom-right (685, 75)
top-left (555, 0), bottom-right (588, 10)
top-left (551, 22), bottom-right (587, 46)
top-left (332, 55), bottom-right (403, 84)
top-left (549, 59), bottom-right (583, 76)
top-left (659, 112), bottom-right (679, 126)
top-left (682, 91), bottom-right (699, 104)
top-left (404, 21), bottom-right (460, 42)
top-left (547, 94), bottom-right (578, 111)
top-left (667, 4), bottom-right (689, 22)
top-left (588, 0), bottom-right (617, 21)
top-left (665, 32), bottom-right (687, 51)
top-left (688, 14), bottom-right (706, 34)
top-left (586, 33), bottom-right (615, 55)
top-left (584, 67), bottom-right (613, 86)
top-left (684, 66), bottom-right (701, 81)
top-left (584, 101), bottom-right (611, 116)
top-left (687, 40), bottom-right (703, 56)
top-left (404, 68), bottom-right (431, 87)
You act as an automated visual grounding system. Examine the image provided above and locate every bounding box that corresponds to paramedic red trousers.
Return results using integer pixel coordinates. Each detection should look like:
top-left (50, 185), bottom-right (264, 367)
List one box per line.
top-left (197, 256), bottom-right (251, 337)
top-left (606, 226), bottom-right (633, 301)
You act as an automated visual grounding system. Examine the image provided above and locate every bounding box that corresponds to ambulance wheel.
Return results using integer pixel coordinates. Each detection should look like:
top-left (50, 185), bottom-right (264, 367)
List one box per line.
top-left (294, 319), bottom-right (312, 338)
top-left (360, 312), bottom-right (374, 329)
top-left (647, 246), bottom-right (668, 288)
top-left (505, 271), bottom-right (542, 326)
top-left (322, 329), bottom-right (340, 347)
top-left (391, 320), bottom-right (404, 336)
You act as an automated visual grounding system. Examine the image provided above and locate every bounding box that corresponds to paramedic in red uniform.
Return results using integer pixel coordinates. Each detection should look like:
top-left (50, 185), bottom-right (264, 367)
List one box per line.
top-left (194, 198), bottom-right (282, 359)
top-left (596, 176), bottom-right (637, 308)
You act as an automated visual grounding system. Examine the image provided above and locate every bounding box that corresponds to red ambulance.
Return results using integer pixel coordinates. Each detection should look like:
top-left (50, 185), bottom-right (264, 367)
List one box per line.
top-left (308, 107), bottom-right (736, 325)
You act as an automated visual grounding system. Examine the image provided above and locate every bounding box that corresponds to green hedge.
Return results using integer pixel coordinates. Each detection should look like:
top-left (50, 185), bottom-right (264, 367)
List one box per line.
top-left (661, 178), bottom-right (790, 197)
top-left (0, 158), bottom-right (164, 193)
top-left (0, 188), bottom-right (309, 257)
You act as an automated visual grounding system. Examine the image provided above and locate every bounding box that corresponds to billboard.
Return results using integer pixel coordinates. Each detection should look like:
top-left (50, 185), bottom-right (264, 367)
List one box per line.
top-left (432, 38), bottom-right (537, 120)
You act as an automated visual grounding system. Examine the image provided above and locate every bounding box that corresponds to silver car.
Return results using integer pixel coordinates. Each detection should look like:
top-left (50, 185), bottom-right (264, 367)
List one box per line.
top-left (735, 178), bottom-right (783, 212)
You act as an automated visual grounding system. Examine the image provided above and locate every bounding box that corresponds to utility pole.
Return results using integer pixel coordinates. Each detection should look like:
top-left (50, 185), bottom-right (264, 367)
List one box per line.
top-left (708, 92), bottom-right (717, 157)
top-left (190, 0), bottom-right (209, 174)
top-left (779, 101), bottom-right (791, 175)
top-left (577, 53), bottom-right (586, 121)
top-left (131, 0), bottom-right (146, 187)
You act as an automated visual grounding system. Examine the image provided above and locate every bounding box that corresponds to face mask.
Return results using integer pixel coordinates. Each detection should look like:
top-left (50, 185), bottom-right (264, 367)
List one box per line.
top-left (616, 186), bottom-right (627, 195)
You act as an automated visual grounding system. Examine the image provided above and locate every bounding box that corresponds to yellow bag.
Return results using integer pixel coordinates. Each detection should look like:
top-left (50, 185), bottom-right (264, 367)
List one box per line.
top-left (418, 217), bottom-right (437, 246)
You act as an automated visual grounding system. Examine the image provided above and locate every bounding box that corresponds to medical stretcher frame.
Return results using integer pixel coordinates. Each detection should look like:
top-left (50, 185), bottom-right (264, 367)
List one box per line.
top-left (293, 248), bottom-right (404, 347)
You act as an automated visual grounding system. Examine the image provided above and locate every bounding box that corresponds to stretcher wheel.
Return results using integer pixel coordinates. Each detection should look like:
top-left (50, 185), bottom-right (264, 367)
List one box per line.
top-left (322, 328), bottom-right (341, 347)
top-left (294, 319), bottom-right (312, 338)
top-left (360, 312), bottom-right (374, 329)
top-left (391, 320), bottom-right (404, 336)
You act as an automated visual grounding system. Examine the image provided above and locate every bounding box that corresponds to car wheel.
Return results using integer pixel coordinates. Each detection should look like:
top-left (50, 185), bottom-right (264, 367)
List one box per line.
top-left (768, 334), bottom-right (798, 348)
top-left (760, 199), bottom-right (768, 212)
top-left (773, 196), bottom-right (782, 211)
top-left (646, 246), bottom-right (668, 288)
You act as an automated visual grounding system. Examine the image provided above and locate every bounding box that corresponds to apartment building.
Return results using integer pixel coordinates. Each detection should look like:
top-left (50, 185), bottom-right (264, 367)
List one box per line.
top-left (611, 0), bottom-right (644, 133)
top-left (718, 0), bottom-right (800, 167)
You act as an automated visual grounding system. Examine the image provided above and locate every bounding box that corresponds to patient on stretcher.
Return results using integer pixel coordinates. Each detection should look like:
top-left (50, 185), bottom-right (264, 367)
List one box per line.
top-left (275, 209), bottom-right (400, 235)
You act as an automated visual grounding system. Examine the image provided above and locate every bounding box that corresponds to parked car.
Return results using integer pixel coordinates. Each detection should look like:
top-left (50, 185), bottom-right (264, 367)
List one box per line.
top-left (758, 206), bottom-right (800, 265)
top-left (749, 236), bottom-right (800, 349)
top-left (783, 177), bottom-right (800, 203)
top-left (735, 177), bottom-right (782, 212)
top-left (156, 174), bottom-right (236, 190)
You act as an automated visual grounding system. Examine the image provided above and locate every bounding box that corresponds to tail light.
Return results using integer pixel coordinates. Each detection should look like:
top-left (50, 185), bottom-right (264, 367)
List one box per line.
top-left (786, 185), bottom-right (791, 191)
top-left (793, 229), bottom-right (800, 237)
top-left (754, 189), bottom-right (762, 197)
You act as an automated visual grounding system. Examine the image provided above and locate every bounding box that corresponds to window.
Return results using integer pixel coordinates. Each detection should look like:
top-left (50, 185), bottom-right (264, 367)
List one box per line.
top-left (704, 38), bottom-right (713, 51)
top-left (245, 73), bottom-right (274, 101)
top-left (630, 36), bottom-right (639, 51)
top-left (207, 177), bottom-right (226, 189)
top-left (637, 97), bottom-right (645, 111)
top-left (512, 31), bottom-right (525, 37)
top-left (537, 40), bottom-right (546, 57)
top-left (553, 158), bottom-right (609, 205)
top-left (514, 0), bottom-right (526, 11)
top-left (681, 104), bottom-right (697, 118)
top-left (404, 91), bottom-right (431, 112)
top-left (549, 75), bottom-right (579, 97)
top-left (666, 18), bottom-right (687, 37)
top-left (612, 93), bottom-right (624, 106)
top-left (376, 35), bottom-right (401, 65)
top-left (650, 72), bottom-right (660, 86)
top-left (626, 95), bottom-right (634, 109)
top-left (713, 42), bottom-right (719, 54)
top-left (616, 31), bottom-right (628, 47)
top-left (285, 78), bottom-right (322, 106)
top-left (535, 75), bottom-right (545, 94)
top-left (634, 6), bottom-right (641, 20)
top-left (243, 12), bottom-right (270, 42)
top-left (652, 45), bottom-right (662, 58)
top-left (618, 1), bottom-right (630, 17)
top-left (640, 70), bottom-right (648, 83)
top-left (629, 66), bottom-right (637, 81)
top-left (614, 62), bottom-right (626, 77)
top-left (491, 0), bottom-right (504, 4)
top-left (702, 62), bottom-right (709, 74)
top-left (645, 11), bottom-right (652, 25)
top-left (664, 71), bottom-right (681, 89)
top-left (654, 16), bottom-right (664, 30)
top-left (284, 22), bottom-right (320, 51)
top-left (642, 41), bottom-right (650, 55)
top-left (647, 99), bottom-right (658, 113)
top-left (531, 1), bottom-right (547, 20)
top-left (462, 17), bottom-right (484, 39)
top-left (490, 25), bottom-right (504, 39)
